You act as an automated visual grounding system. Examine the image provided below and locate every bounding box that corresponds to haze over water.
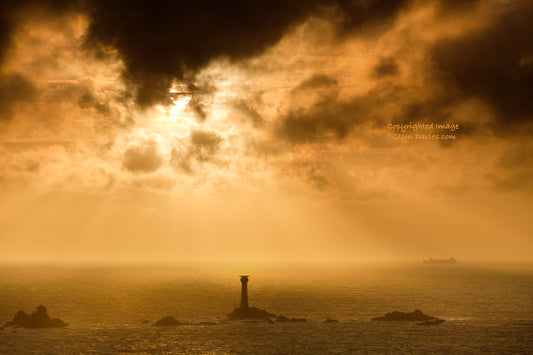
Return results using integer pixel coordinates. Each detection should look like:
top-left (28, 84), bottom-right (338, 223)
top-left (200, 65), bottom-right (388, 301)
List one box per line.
top-left (1, 263), bottom-right (532, 354)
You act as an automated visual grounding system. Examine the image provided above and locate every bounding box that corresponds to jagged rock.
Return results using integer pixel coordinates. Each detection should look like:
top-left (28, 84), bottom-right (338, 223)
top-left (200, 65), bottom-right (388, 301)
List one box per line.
top-left (227, 307), bottom-right (276, 320)
top-left (275, 315), bottom-right (307, 323)
top-left (3, 305), bottom-right (68, 329)
top-left (416, 319), bottom-right (447, 326)
top-left (372, 310), bottom-right (437, 322)
top-left (276, 315), bottom-right (289, 322)
top-left (325, 318), bottom-right (339, 323)
top-left (289, 317), bottom-right (307, 322)
top-left (153, 316), bottom-right (181, 326)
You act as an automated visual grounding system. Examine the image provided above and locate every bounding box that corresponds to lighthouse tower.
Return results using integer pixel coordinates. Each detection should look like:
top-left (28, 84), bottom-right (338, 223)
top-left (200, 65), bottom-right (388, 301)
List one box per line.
top-left (240, 275), bottom-right (249, 309)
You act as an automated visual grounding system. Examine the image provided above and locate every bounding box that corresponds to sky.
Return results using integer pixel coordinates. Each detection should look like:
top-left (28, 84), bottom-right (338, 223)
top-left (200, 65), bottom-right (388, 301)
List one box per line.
top-left (0, 0), bottom-right (532, 265)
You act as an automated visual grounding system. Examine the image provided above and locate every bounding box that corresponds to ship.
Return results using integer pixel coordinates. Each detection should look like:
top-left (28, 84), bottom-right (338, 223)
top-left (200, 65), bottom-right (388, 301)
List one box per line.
top-left (423, 257), bottom-right (458, 264)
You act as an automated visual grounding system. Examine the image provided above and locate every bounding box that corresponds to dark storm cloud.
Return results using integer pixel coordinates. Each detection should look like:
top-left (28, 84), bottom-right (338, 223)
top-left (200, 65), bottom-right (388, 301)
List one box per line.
top-left (372, 57), bottom-right (399, 79)
top-left (84, 0), bottom-right (320, 107)
top-left (277, 74), bottom-right (364, 142)
top-left (83, 0), bottom-right (412, 108)
top-left (0, 73), bottom-right (37, 120)
top-left (296, 74), bottom-right (338, 90)
top-left (0, 9), bottom-right (12, 66)
top-left (278, 99), bottom-right (360, 143)
top-left (329, 0), bottom-right (411, 35)
top-left (433, 0), bottom-right (481, 16)
top-left (77, 90), bottom-right (111, 116)
top-left (0, 0), bottom-right (414, 118)
top-left (433, 1), bottom-right (533, 129)
top-left (122, 139), bottom-right (163, 173)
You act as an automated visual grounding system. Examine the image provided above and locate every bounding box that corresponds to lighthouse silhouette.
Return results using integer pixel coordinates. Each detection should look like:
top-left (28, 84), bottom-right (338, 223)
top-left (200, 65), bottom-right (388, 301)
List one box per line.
top-left (227, 274), bottom-right (276, 320)
top-left (240, 275), bottom-right (249, 309)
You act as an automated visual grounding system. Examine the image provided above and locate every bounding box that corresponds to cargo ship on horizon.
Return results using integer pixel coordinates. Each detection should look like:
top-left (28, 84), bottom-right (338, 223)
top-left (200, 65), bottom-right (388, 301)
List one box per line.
top-left (423, 257), bottom-right (458, 264)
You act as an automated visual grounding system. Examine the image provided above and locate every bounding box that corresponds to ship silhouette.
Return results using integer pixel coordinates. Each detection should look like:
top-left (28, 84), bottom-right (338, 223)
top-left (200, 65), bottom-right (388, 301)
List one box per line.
top-left (423, 257), bottom-right (458, 264)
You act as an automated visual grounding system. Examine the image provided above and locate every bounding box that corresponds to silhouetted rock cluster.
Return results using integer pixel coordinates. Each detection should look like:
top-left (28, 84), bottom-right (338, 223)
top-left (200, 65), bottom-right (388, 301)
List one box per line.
top-left (227, 307), bottom-right (276, 320)
top-left (372, 310), bottom-right (444, 323)
top-left (416, 319), bottom-right (447, 326)
top-left (275, 315), bottom-right (307, 323)
top-left (226, 307), bottom-right (307, 323)
top-left (153, 316), bottom-right (182, 326)
top-left (3, 305), bottom-right (68, 329)
top-left (152, 316), bottom-right (219, 326)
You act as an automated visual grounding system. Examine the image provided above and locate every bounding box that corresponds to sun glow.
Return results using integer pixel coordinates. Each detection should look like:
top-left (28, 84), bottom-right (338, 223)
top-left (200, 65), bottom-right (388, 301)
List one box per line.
top-left (155, 96), bottom-right (192, 121)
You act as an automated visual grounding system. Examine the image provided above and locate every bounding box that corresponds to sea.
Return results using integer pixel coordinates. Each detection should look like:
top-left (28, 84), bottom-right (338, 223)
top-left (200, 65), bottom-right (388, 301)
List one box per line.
top-left (0, 263), bottom-right (532, 354)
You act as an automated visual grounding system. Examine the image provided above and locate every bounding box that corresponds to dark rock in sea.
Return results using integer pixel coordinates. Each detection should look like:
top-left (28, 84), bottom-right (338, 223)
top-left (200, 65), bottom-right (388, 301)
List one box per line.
top-left (227, 307), bottom-right (276, 320)
top-left (325, 318), bottom-right (339, 323)
top-left (275, 315), bottom-right (307, 323)
top-left (416, 319), bottom-right (447, 326)
top-left (141, 319), bottom-right (151, 325)
top-left (153, 316), bottom-right (182, 326)
top-left (276, 315), bottom-right (289, 322)
top-left (289, 317), bottom-right (307, 322)
top-left (372, 310), bottom-right (437, 322)
top-left (3, 305), bottom-right (68, 329)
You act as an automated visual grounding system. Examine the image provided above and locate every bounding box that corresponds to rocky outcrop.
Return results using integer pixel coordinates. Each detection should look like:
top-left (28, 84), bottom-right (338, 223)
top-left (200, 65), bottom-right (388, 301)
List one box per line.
top-left (227, 277), bottom-right (307, 323)
top-left (153, 316), bottom-right (182, 326)
top-left (227, 307), bottom-right (276, 320)
top-left (3, 305), bottom-right (68, 329)
top-left (275, 315), bottom-right (307, 323)
top-left (325, 318), bottom-right (339, 323)
top-left (227, 307), bottom-right (307, 323)
top-left (416, 319), bottom-right (447, 326)
top-left (372, 310), bottom-right (438, 322)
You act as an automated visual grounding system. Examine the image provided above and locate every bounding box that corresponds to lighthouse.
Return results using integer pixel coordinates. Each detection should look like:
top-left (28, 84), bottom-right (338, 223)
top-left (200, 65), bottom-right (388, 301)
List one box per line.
top-left (240, 275), bottom-right (249, 309)
top-left (227, 275), bottom-right (276, 320)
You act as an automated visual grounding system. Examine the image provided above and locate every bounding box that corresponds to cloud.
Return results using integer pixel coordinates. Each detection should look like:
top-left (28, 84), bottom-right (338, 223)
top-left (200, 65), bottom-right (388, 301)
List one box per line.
top-left (372, 57), bottom-right (399, 78)
top-left (0, 73), bottom-right (37, 120)
top-left (171, 129), bottom-right (223, 173)
top-left (433, 0), bottom-right (481, 16)
top-left (83, 0), bottom-right (412, 108)
top-left (0, 0), bottom-right (82, 66)
top-left (295, 74), bottom-right (338, 90)
top-left (231, 98), bottom-right (265, 128)
top-left (275, 74), bottom-right (384, 143)
top-left (491, 142), bottom-right (533, 191)
top-left (277, 99), bottom-right (360, 143)
top-left (122, 138), bottom-right (163, 173)
top-left (328, 0), bottom-right (412, 36)
top-left (432, 1), bottom-right (533, 130)
top-left (189, 130), bottom-right (223, 161)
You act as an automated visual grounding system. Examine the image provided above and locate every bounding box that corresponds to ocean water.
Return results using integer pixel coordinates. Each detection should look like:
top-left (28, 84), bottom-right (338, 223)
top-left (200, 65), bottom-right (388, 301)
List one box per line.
top-left (0, 264), bottom-right (532, 354)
